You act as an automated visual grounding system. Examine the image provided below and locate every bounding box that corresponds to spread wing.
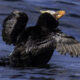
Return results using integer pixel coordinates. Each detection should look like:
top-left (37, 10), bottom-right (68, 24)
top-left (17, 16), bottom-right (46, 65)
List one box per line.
top-left (55, 30), bottom-right (80, 57)
top-left (2, 10), bottom-right (28, 45)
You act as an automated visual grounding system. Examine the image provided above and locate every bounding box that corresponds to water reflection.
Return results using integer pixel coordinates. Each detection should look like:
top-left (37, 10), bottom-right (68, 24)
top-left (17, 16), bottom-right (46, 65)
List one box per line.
top-left (1, 64), bottom-right (80, 80)
top-left (0, 64), bottom-right (67, 80)
top-left (30, 77), bottom-right (55, 80)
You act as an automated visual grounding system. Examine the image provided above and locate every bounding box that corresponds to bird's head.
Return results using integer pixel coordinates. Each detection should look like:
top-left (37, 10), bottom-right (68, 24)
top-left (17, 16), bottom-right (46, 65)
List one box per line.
top-left (40, 10), bottom-right (66, 20)
top-left (36, 10), bottom-right (66, 31)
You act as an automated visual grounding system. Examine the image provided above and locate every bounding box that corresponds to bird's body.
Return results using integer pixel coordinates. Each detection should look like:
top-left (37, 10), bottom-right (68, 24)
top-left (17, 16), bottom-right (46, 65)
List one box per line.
top-left (10, 27), bottom-right (56, 67)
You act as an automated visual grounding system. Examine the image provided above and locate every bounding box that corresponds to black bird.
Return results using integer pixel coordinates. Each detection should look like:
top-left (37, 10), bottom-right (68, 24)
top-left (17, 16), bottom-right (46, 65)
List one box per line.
top-left (2, 10), bottom-right (80, 67)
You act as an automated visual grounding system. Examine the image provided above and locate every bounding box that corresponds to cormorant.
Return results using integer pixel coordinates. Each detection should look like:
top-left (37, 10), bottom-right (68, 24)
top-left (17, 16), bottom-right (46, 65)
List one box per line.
top-left (2, 10), bottom-right (80, 67)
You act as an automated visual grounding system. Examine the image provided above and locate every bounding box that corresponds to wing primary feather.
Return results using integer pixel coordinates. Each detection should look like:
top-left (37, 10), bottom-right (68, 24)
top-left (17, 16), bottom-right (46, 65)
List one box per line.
top-left (55, 31), bottom-right (80, 57)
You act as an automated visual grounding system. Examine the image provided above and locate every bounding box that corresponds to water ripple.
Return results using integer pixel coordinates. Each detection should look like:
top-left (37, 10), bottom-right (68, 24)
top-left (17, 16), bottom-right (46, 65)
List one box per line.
top-left (56, 1), bottom-right (77, 6)
top-left (2, 0), bottom-right (22, 1)
top-left (0, 0), bottom-right (80, 80)
top-left (69, 13), bottom-right (80, 18)
top-left (38, 7), bottom-right (60, 11)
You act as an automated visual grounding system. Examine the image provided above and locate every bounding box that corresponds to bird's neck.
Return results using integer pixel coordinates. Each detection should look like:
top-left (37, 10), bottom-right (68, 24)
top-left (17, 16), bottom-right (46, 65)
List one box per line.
top-left (38, 26), bottom-right (56, 35)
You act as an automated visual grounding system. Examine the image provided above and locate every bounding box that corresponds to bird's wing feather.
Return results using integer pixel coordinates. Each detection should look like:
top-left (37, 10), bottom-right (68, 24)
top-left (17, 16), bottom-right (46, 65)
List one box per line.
top-left (2, 10), bottom-right (28, 45)
top-left (55, 31), bottom-right (80, 57)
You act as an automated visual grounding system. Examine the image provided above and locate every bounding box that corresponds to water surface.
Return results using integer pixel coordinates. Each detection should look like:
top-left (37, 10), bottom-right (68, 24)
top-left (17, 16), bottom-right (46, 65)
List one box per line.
top-left (0, 0), bottom-right (80, 80)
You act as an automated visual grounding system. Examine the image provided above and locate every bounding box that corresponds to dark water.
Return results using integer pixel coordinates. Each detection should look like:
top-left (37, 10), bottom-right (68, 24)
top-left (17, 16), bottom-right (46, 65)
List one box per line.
top-left (0, 0), bottom-right (80, 80)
